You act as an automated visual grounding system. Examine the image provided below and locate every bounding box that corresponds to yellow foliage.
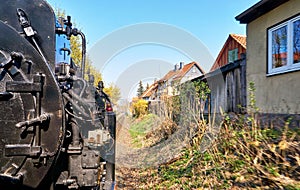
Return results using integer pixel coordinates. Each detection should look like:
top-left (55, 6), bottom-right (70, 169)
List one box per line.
top-left (85, 57), bottom-right (102, 86)
top-left (103, 83), bottom-right (121, 105)
top-left (131, 99), bottom-right (148, 118)
top-left (70, 35), bottom-right (82, 66)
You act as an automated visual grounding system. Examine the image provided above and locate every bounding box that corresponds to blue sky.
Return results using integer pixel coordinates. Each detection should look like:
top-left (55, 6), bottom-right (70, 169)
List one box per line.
top-left (46, 0), bottom-right (258, 99)
top-left (47, 0), bottom-right (257, 55)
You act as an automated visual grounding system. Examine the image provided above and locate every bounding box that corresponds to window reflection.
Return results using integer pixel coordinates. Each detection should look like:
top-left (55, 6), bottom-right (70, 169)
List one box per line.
top-left (293, 20), bottom-right (300, 64)
top-left (272, 26), bottom-right (287, 68)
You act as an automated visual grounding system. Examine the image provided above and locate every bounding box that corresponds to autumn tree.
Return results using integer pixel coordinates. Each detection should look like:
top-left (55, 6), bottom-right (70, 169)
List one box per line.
top-left (104, 82), bottom-right (121, 105)
top-left (84, 55), bottom-right (102, 85)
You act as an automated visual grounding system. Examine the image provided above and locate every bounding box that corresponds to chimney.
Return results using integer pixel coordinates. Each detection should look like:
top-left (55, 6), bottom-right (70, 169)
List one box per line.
top-left (179, 62), bottom-right (184, 69)
top-left (174, 64), bottom-right (178, 71)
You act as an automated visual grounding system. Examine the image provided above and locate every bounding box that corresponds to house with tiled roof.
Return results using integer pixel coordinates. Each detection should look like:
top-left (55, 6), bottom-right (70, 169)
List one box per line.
top-left (173, 62), bottom-right (205, 83)
top-left (236, 0), bottom-right (300, 114)
top-left (156, 61), bottom-right (205, 99)
top-left (141, 81), bottom-right (158, 100)
top-left (210, 34), bottom-right (246, 72)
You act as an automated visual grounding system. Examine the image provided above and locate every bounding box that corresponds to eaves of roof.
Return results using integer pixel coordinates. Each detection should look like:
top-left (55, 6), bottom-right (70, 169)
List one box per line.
top-left (141, 82), bottom-right (158, 98)
top-left (235, 0), bottom-right (289, 24)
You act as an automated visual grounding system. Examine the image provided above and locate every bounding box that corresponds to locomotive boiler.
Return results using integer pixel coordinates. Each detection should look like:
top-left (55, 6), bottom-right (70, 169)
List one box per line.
top-left (0, 0), bottom-right (116, 189)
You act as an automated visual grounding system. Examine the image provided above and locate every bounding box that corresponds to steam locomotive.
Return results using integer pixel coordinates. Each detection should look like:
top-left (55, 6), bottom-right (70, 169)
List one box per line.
top-left (0, 0), bottom-right (116, 189)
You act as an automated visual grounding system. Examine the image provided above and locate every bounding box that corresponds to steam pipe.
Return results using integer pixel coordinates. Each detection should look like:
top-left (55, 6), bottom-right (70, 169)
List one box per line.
top-left (67, 88), bottom-right (91, 106)
top-left (62, 93), bottom-right (90, 118)
top-left (70, 117), bottom-right (80, 146)
top-left (78, 31), bottom-right (86, 79)
top-left (77, 78), bottom-right (87, 98)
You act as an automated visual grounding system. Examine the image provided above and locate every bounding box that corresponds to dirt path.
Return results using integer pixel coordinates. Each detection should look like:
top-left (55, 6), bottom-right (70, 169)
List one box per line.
top-left (115, 113), bottom-right (140, 189)
top-left (114, 114), bottom-right (186, 189)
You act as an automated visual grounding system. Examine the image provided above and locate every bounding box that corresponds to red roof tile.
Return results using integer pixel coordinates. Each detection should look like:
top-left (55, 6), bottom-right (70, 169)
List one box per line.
top-left (158, 70), bottom-right (178, 83)
top-left (230, 34), bottom-right (246, 49)
top-left (173, 61), bottom-right (204, 80)
top-left (141, 82), bottom-right (158, 98)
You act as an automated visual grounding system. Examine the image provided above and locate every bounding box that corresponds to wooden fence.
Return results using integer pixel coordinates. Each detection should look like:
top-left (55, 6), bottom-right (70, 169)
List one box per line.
top-left (147, 57), bottom-right (247, 118)
top-left (200, 57), bottom-right (247, 114)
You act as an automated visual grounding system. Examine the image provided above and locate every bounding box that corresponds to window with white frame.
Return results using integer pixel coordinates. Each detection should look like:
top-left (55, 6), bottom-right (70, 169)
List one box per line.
top-left (268, 15), bottom-right (300, 75)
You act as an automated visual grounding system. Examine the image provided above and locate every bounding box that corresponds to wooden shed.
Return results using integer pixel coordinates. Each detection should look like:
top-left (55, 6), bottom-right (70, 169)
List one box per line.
top-left (210, 34), bottom-right (246, 72)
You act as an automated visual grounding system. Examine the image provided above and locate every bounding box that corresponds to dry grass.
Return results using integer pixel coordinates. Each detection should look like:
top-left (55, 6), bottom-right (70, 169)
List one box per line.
top-left (118, 113), bottom-right (300, 189)
top-left (143, 119), bottom-right (178, 148)
top-left (118, 82), bottom-right (300, 189)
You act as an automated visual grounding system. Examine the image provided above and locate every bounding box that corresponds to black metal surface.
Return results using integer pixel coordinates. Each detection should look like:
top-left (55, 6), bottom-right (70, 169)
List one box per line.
top-left (0, 0), bottom-right (56, 70)
top-left (68, 148), bottom-right (100, 187)
top-left (6, 81), bottom-right (43, 92)
top-left (0, 20), bottom-right (64, 188)
top-left (105, 112), bottom-right (116, 184)
top-left (5, 145), bottom-right (41, 157)
top-left (0, 0), bottom-right (117, 189)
